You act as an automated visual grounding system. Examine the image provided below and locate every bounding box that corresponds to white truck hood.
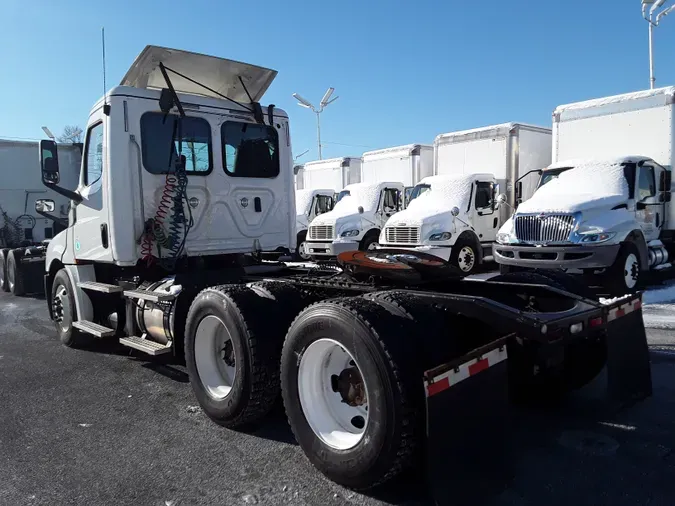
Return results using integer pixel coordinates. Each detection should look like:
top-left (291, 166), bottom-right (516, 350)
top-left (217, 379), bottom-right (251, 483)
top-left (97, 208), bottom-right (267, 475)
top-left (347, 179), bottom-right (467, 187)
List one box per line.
top-left (517, 193), bottom-right (627, 214)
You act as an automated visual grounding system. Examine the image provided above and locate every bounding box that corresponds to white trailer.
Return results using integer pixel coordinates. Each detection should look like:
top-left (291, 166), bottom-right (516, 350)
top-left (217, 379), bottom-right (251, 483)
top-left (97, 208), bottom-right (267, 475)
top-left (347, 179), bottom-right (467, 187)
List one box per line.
top-left (0, 139), bottom-right (81, 295)
top-left (434, 122), bottom-right (552, 207)
top-left (33, 46), bottom-right (651, 503)
top-left (301, 157), bottom-right (361, 193)
top-left (494, 86), bottom-right (675, 294)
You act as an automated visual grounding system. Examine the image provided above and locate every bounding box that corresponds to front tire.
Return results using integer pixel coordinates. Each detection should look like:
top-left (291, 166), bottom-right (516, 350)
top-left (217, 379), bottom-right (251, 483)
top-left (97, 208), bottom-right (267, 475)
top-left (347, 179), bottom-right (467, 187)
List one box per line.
top-left (450, 237), bottom-right (478, 275)
top-left (359, 231), bottom-right (380, 252)
top-left (0, 248), bottom-right (9, 292)
top-left (7, 249), bottom-right (26, 296)
top-left (51, 269), bottom-right (85, 347)
top-left (605, 242), bottom-right (641, 296)
top-left (281, 297), bottom-right (422, 490)
top-left (292, 231), bottom-right (311, 261)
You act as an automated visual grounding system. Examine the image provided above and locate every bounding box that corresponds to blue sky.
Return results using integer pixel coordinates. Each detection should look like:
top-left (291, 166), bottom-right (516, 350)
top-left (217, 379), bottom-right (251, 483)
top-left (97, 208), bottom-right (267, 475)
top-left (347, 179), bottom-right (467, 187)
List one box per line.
top-left (1, 0), bottom-right (674, 161)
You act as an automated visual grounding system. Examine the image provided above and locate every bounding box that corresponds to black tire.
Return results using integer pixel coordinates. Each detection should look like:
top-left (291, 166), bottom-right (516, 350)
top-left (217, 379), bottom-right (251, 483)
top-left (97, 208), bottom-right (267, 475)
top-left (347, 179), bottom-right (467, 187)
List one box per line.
top-left (0, 248), bottom-right (9, 292)
top-left (605, 242), bottom-right (641, 296)
top-left (281, 297), bottom-right (428, 490)
top-left (51, 269), bottom-right (85, 347)
top-left (7, 249), bottom-right (26, 296)
top-left (184, 282), bottom-right (319, 428)
top-left (450, 236), bottom-right (478, 275)
top-left (359, 230), bottom-right (380, 252)
top-left (292, 231), bottom-right (311, 261)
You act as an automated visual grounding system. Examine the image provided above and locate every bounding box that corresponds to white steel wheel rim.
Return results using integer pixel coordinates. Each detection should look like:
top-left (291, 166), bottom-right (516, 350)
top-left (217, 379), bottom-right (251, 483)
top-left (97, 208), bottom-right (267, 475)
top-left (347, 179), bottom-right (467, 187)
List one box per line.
top-left (624, 253), bottom-right (639, 289)
top-left (298, 241), bottom-right (311, 260)
top-left (0, 262), bottom-right (4, 286)
top-left (298, 338), bottom-right (369, 450)
top-left (457, 246), bottom-right (476, 272)
top-left (54, 285), bottom-right (72, 333)
top-left (367, 241), bottom-right (379, 251)
top-left (7, 260), bottom-right (14, 291)
top-left (194, 315), bottom-right (236, 400)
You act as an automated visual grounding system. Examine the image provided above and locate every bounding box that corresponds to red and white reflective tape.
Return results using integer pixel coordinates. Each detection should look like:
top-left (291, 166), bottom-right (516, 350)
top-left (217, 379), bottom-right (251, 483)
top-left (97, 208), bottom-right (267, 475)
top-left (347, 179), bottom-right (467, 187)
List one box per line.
top-left (607, 297), bottom-right (642, 322)
top-left (424, 346), bottom-right (508, 397)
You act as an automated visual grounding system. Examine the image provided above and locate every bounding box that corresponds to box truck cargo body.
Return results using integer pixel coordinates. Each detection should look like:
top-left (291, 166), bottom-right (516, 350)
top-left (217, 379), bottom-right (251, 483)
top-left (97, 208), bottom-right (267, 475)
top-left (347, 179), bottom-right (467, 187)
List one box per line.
top-left (301, 157), bottom-right (361, 193)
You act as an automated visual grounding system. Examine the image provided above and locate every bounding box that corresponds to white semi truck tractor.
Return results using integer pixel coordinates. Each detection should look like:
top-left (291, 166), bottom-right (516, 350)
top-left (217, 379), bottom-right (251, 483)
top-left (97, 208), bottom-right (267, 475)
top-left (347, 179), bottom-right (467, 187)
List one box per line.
top-left (378, 123), bottom-right (552, 273)
top-left (36, 45), bottom-right (652, 501)
top-left (0, 139), bottom-right (81, 295)
top-left (305, 144), bottom-right (432, 259)
top-left (494, 87), bottom-right (675, 295)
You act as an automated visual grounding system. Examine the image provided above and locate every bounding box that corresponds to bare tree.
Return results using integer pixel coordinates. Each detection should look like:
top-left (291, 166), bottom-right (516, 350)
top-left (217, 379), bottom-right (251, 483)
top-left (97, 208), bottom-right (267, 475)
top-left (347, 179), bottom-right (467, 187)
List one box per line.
top-left (57, 125), bottom-right (84, 144)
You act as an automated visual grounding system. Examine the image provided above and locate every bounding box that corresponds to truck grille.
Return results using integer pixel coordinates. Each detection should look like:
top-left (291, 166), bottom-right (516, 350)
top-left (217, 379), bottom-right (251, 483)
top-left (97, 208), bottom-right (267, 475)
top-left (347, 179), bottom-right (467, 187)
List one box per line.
top-left (384, 227), bottom-right (420, 244)
top-left (309, 225), bottom-right (334, 240)
top-left (515, 214), bottom-right (575, 243)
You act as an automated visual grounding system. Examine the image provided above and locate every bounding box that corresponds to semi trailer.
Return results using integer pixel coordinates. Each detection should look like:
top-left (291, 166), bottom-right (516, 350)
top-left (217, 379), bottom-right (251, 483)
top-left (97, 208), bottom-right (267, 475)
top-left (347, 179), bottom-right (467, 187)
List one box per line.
top-left (494, 87), bottom-right (675, 294)
top-left (0, 139), bottom-right (81, 295)
top-left (36, 45), bottom-right (651, 502)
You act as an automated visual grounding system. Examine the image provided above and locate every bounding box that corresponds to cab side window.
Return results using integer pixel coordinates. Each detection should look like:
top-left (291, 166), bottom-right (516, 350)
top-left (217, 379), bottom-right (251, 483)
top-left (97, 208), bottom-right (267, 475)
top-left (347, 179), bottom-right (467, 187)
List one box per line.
top-left (475, 182), bottom-right (493, 210)
top-left (84, 122), bottom-right (104, 187)
top-left (382, 188), bottom-right (400, 214)
top-left (638, 166), bottom-right (656, 200)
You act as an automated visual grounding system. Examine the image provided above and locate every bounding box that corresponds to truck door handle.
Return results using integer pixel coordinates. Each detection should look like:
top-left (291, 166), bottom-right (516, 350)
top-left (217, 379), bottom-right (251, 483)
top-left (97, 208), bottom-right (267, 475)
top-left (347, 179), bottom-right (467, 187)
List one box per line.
top-left (100, 223), bottom-right (109, 249)
top-left (254, 197), bottom-right (261, 213)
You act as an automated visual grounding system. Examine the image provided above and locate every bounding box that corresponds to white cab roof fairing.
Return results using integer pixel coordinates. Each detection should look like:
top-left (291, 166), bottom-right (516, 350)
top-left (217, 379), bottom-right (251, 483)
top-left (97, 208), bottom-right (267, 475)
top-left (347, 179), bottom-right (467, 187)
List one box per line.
top-left (121, 45), bottom-right (278, 103)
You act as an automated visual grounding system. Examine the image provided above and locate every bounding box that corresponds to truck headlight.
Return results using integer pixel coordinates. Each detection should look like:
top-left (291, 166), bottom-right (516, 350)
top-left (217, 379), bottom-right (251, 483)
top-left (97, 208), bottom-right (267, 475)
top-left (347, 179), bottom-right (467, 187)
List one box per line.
top-left (496, 232), bottom-right (515, 244)
top-left (340, 229), bottom-right (360, 238)
top-left (429, 232), bottom-right (452, 241)
top-left (579, 231), bottom-right (615, 244)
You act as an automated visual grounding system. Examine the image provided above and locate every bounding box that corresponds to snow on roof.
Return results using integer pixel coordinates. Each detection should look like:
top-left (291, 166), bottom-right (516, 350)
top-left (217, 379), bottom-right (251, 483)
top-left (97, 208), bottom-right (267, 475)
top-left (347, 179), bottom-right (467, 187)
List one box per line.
top-left (304, 157), bottom-right (360, 169)
top-left (435, 122), bottom-right (551, 145)
top-left (555, 86), bottom-right (675, 113)
top-left (333, 182), bottom-right (385, 214)
top-left (403, 174), bottom-right (477, 220)
top-left (295, 189), bottom-right (315, 216)
top-left (362, 144), bottom-right (431, 159)
top-left (121, 45), bottom-right (277, 103)
top-left (519, 159), bottom-right (629, 213)
top-left (547, 156), bottom-right (649, 170)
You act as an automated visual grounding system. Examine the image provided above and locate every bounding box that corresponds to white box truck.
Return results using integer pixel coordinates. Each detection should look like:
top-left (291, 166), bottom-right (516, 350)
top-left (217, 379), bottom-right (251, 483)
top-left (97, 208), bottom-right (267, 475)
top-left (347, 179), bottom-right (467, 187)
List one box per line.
top-left (301, 157), bottom-right (361, 194)
top-left (494, 86), bottom-right (675, 294)
top-left (304, 144), bottom-right (431, 258)
top-left (378, 123), bottom-right (552, 273)
top-left (0, 139), bottom-right (81, 295)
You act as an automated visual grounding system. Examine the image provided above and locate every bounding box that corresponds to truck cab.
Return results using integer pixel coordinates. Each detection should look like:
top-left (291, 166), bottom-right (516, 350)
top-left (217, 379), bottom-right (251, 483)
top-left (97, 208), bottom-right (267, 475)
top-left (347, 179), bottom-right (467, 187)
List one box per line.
top-left (379, 174), bottom-right (501, 273)
top-left (305, 181), bottom-right (404, 258)
top-left (494, 156), bottom-right (672, 293)
top-left (294, 188), bottom-right (334, 260)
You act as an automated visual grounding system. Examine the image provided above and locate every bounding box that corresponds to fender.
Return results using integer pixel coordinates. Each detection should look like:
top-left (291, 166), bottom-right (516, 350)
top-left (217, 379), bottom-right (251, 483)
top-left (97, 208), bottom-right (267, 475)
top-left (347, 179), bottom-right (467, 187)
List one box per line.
top-left (51, 263), bottom-right (95, 322)
top-left (623, 230), bottom-right (649, 271)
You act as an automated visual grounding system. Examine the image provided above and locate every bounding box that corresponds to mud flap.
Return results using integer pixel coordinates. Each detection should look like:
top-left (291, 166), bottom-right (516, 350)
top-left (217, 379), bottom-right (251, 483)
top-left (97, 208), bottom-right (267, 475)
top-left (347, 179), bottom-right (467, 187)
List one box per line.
top-left (604, 297), bottom-right (652, 405)
top-left (424, 340), bottom-right (512, 506)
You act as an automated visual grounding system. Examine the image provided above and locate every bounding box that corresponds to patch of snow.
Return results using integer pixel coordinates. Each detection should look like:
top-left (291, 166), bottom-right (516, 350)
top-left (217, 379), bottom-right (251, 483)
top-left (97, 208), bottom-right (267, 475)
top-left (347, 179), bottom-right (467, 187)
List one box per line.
top-left (315, 183), bottom-right (382, 222)
top-left (654, 262), bottom-right (672, 271)
top-left (395, 175), bottom-right (475, 226)
top-left (555, 86), bottom-right (675, 113)
top-left (78, 423), bottom-right (92, 428)
top-left (186, 405), bottom-right (201, 413)
top-left (295, 189), bottom-right (315, 217)
top-left (599, 295), bottom-right (629, 305)
top-left (518, 159), bottom-right (629, 213)
top-left (643, 283), bottom-right (675, 305)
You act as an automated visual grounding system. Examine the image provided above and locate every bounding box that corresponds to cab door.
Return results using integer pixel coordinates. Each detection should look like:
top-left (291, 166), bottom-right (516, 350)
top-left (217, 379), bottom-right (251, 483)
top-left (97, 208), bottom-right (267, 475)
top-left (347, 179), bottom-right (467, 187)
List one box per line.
top-left (72, 112), bottom-right (114, 262)
top-left (471, 180), bottom-right (499, 244)
top-left (378, 187), bottom-right (402, 227)
top-left (635, 163), bottom-right (661, 241)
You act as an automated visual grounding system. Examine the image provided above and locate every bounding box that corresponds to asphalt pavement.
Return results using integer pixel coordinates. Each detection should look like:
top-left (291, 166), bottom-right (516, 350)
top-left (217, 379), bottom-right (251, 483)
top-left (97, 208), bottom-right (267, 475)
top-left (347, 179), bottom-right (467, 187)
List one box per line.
top-left (0, 289), bottom-right (674, 506)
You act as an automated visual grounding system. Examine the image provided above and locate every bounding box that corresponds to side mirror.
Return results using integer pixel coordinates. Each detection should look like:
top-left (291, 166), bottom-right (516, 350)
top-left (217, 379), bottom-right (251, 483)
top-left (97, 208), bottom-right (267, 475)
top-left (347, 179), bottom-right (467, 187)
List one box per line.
top-left (496, 194), bottom-right (507, 204)
top-left (660, 171), bottom-right (672, 191)
top-left (35, 199), bottom-right (55, 213)
top-left (358, 206), bottom-right (364, 214)
top-left (40, 139), bottom-right (60, 185)
top-left (450, 206), bottom-right (460, 217)
top-left (492, 183), bottom-right (501, 210)
top-left (515, 181), bottom-right (522, 201)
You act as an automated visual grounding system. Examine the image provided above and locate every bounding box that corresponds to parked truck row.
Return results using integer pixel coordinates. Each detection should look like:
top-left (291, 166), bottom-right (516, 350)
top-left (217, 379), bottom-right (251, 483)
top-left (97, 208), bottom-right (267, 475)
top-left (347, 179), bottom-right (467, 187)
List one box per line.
top-left (14, 46), bottom-right (651, 503)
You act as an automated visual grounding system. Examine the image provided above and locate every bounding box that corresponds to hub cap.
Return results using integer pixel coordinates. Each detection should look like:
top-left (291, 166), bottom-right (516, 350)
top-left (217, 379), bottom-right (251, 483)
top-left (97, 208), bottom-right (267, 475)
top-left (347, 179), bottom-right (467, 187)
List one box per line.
top-left (298, 241), bottom-right (311, 260)
top-left (457, 246), bottom-right (476, 272)
top-left (297, 338), bottom-right (369, 450)
top-left (623, 253), bottom-right (639, 290)
top-left (367, 241), bottom-right (379, 251)
top-left (194, 315), bottom-right (236, 400)
top-left (53, 285), bottom-right (72, 333)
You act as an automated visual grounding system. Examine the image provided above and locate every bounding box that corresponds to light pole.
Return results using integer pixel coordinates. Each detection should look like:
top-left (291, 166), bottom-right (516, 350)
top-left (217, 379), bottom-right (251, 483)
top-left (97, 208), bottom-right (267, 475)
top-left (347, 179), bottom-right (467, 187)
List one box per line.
top-left (642, 0), bottom-right (675, 89)
top-left (294, 149), bottom-right (309, 162)
top-left (292, 88), bottom-right (339, 160)
top-left (41, 126), bottom-right (55, 141)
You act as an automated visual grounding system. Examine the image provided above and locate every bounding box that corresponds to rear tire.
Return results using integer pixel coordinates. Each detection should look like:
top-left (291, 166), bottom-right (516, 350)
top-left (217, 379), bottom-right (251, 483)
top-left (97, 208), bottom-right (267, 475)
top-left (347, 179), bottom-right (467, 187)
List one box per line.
top-left (605, 242), bottom-right (641, 296)
top-left (281, 297), bottom-right (427, 490)
top-left (184, 282), bottom-right (320, 428)
top-left (0, 248), bottom-right (9, 292)
top-left (7, 249), bottom-right (26, 296)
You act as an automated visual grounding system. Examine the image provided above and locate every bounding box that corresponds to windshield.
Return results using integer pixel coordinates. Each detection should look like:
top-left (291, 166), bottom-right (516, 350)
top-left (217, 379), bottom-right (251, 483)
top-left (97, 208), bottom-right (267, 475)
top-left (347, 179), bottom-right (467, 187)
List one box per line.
top-left (336, 190), bottom-right (350, 203)
top-left (409, 184), bottom-right (431, 202)
top-left (538, 167), bottom-right (572, 188)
